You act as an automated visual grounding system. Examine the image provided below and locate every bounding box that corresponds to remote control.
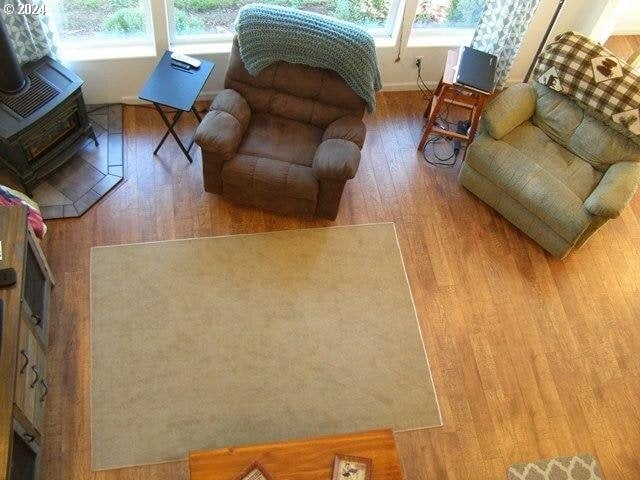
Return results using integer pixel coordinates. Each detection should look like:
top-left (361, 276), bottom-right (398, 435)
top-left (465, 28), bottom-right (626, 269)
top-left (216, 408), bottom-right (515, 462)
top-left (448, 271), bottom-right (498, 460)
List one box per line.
top-left (170, 52), bottom-right (201, 69)
top-left (0, 268), bottom-right (17, 288)
top-left (171, 59), bottom-right (192, 70)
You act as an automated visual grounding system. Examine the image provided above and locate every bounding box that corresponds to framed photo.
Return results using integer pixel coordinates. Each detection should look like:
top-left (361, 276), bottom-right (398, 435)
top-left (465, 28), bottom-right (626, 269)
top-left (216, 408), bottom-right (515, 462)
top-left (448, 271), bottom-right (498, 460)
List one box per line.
top-left (332, 454), bottom-right (372, 480)
top-left (233, 460), bottom-right (274, 480)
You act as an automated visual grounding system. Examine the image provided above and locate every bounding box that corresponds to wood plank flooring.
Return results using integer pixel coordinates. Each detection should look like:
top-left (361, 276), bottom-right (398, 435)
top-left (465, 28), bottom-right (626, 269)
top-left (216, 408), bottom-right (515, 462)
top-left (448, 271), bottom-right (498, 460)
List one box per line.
top-left (604, 35), bottom-right (640, 66)
top-left (40, 92), bottom-right (640, 480)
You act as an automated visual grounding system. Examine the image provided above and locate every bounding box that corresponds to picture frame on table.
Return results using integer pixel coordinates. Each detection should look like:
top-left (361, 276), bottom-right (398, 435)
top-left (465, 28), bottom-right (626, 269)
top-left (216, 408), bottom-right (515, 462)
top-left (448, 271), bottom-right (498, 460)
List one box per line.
top-left (332, 454), bottom-right (372, 480)
top-left (233, 460), bottom-right (274, 480)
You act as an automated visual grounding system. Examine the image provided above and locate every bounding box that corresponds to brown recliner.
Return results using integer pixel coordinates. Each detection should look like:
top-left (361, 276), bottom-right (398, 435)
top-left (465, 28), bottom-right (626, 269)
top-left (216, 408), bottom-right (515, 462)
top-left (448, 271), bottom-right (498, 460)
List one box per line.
top-left (194, 38), bottom-right (367, 220)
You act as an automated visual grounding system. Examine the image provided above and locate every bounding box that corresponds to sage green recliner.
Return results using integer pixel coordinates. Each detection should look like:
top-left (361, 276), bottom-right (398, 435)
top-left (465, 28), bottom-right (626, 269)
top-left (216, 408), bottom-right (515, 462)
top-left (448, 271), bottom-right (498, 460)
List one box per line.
top-left (460, 82), bottom-right (640, 258)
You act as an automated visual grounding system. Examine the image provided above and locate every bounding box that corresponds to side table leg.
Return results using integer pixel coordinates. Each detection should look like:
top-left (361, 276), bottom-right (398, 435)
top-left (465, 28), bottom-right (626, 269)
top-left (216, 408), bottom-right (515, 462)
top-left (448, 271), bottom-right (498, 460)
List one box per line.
top-left (154, 105), bottom-right (183, 154)
top-left (185, 106), bottom-right (204, 154)
top-left (467, 95), bottom-right (487, 144)
top-left (192, 106), bottom-right (203, 123)
top-left (153, 103), bottom-right (193, 162)
top-left (88, 125), bottom-right (99, 146)
top-left (423, 77), bottom-right (444, 119)
top-left (418, 84), bottom-right (448, 151)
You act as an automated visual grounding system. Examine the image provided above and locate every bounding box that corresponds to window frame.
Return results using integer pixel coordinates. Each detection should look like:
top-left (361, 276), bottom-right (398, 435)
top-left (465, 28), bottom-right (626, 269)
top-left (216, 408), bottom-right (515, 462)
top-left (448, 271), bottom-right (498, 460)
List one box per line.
top-left (166, 0), bottom-right (404, 46)
top-left (410, 26), bottom-right (475, 37)
top-left (53, 0), bottom-right (483, 59)
top-left (410, 0), bottom-right (484, 39)
top-left (53, 0), bottom-right (156, 51)
top-left (406, 26), bottom-right (474, 48)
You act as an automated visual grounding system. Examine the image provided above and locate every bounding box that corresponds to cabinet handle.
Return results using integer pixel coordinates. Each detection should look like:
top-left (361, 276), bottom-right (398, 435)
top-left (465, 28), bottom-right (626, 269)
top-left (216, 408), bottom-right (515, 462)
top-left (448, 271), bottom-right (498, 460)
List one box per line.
top-left (31, 313), bottom-right (42, 326)
top-left (39, 379), bottom-right (48, 402)
top-left (23, 433), bottom-right (35, 443)
top-left (20, 350), bottom-right (29, 373)
top-left (30, 365), bottom-right (39, 388)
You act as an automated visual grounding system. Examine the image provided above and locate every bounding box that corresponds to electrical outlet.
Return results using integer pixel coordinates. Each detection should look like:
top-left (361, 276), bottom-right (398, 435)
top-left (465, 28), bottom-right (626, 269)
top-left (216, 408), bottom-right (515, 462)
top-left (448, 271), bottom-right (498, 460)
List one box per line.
top-left (415, 56), bottom-right (423, 69)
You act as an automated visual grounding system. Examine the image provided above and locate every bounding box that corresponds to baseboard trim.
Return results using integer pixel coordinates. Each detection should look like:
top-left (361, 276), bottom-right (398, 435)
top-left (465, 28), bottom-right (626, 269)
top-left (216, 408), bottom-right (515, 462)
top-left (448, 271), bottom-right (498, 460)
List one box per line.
top-left (382, 77), bottom-right (526, 93)
top-left (612, 29), bottom-right (640, 36)
top-left (121, 90), bottom-right (218, 105)
top-left (381, 81), bottom-right (436, 91)
top-left (123, 85), bottom-right (433, 103)
top-left (121, 77), bottom-right (527, 105)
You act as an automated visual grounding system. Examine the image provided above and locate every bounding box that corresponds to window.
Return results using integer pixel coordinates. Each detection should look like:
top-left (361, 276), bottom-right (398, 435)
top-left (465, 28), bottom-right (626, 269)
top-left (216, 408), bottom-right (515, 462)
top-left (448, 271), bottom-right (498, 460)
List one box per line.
top-left (50, 0), bottom-right (153, 47)
top-left (166, 0), bottom-right (400, 43)
top-left (49, 0), bottom-right (480, 57)
top-left (413, 0), bottom-right (484, 30)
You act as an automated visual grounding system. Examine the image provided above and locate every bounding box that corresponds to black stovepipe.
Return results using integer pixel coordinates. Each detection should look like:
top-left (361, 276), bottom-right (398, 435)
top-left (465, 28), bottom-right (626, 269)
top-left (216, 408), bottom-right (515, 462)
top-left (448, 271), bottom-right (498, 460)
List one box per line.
top-left (524, 0), bottom-right (566, 83)
top-left (0, 17), bottom-right (27, 94)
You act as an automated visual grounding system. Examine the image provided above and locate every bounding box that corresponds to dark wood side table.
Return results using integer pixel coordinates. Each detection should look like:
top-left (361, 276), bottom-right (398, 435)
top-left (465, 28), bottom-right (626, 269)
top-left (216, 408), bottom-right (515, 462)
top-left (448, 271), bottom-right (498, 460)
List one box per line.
top-left (139, 51), bottom-right (215, 163)
top-left (189, 429), bottom-right (404, 480)
top-left (418, 49), bottom-right (492, 157)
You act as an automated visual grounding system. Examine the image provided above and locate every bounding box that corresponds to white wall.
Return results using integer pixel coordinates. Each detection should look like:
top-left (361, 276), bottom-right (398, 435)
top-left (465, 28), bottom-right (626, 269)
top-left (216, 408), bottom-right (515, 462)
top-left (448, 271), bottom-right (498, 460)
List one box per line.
top-left (66, 0), bottom-right (611, 104)
top-left (613, 1), bottom-right (640, 34)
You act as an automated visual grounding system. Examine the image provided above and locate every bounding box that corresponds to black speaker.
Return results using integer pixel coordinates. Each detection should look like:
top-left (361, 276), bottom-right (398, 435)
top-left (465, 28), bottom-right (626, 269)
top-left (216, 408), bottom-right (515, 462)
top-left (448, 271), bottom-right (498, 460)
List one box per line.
top-left (0, 268), bottom-right (17, 287)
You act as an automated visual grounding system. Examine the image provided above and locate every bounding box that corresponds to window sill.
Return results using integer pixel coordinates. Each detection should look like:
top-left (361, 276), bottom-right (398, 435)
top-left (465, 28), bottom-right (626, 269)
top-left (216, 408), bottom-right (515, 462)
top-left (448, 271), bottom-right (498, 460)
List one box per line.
top-left (59, 44), bottom-right (156, 62)
top-left (407, 31), bottom-right (473, 48)
top-left (374, 35), bottom-right (396, 48)
top-left (170, 34), bottom-right (396, 56)
top-left (171, 42), bottom-right (234, 55)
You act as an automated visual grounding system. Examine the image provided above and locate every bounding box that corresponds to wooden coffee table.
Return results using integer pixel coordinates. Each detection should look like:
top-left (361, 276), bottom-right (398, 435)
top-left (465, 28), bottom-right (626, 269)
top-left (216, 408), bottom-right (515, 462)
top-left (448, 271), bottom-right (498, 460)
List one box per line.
top-left (189, 429), bottom-right (404, 480)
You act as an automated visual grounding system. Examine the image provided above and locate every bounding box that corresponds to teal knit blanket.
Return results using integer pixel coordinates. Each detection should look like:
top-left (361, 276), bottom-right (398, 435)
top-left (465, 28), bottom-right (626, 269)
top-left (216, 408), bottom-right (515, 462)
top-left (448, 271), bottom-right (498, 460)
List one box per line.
top-left (235, 4), bottom-right (381, 112)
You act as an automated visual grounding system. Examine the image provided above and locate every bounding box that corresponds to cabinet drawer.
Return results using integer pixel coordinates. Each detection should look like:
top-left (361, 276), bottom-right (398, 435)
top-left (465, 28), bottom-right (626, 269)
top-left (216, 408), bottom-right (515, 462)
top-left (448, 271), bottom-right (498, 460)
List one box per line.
top-left (14, 316), bottom-right (30, 415)
top-left (11, 416), bottom-right (42, 480)
top-left (34, 346), bottom-right (48, 434)
top-left (22, 234), bottom-right (52, 346)
top-left (14, 316), bottom-right (44, 430)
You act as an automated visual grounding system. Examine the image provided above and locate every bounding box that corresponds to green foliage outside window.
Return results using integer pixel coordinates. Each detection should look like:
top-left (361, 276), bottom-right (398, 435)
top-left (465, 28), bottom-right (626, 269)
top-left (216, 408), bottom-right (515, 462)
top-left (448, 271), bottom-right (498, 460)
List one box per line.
top-left (103, 7), bottom-right (145, 34)
top-left (174, 8), bottom-right (206, 33)
top-left (174, 0), bottom-right (236, 12)
top-left (415, 0), bottom-right (485, 28)
top-left (173, 0), bottom-right (390, 26)
top-left (57, 0), bottom-right (484, 40)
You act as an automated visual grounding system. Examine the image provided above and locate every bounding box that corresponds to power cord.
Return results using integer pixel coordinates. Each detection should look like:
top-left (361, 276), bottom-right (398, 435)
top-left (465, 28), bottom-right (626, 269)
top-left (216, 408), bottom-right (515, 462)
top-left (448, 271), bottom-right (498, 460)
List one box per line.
top-left (419, 82), bottom-right (468, 167)
top-left (422, 118), bottom-right (470, 167)
top-left (416, 59), bottom-right (433, 100)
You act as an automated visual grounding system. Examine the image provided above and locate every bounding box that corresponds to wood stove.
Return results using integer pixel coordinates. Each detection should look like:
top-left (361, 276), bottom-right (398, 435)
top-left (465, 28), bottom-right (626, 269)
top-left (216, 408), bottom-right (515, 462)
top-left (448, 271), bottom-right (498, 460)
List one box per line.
top-left (0, 19), bottom-right (96, 192)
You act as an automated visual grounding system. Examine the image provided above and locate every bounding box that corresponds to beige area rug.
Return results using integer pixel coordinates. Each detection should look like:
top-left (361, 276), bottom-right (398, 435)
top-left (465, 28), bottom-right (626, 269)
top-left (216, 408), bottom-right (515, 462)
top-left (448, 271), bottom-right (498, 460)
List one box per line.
top-left (90, 223), bottom-right (441, 471)
top-left (507, 454), bottom-right (604, 480)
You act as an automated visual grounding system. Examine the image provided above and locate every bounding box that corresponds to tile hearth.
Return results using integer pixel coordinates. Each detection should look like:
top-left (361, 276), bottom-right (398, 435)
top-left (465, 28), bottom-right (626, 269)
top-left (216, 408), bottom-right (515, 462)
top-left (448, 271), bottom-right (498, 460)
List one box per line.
top-left (32, 104), bottom-right (124, 219)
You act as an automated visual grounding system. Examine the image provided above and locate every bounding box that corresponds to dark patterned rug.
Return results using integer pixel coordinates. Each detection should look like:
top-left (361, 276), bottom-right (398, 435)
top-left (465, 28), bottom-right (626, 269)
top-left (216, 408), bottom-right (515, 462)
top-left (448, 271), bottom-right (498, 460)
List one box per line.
top-left (32, 104), bottom-right (124, 219)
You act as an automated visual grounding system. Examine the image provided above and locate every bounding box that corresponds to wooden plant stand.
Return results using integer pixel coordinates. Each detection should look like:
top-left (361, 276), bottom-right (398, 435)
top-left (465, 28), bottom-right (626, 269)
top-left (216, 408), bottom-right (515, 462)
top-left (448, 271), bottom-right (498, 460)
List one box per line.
top-left (418, 50), bottom-right (492, 156)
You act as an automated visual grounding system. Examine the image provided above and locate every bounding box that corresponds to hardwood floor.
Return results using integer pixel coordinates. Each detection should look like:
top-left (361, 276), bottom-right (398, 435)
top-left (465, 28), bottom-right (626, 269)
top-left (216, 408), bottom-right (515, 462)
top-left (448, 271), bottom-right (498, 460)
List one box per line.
top-left (604, 35), bottom-right (640, 66)
top-left (39, 91), bottom-right (640, 480)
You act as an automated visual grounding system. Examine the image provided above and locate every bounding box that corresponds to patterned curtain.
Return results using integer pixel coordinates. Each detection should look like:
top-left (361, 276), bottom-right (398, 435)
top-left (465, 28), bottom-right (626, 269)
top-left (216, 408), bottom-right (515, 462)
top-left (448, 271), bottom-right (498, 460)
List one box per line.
top-left (471, 0), bottom-right (540, 88)
top-left (0, 0), bottom-right (57, 64)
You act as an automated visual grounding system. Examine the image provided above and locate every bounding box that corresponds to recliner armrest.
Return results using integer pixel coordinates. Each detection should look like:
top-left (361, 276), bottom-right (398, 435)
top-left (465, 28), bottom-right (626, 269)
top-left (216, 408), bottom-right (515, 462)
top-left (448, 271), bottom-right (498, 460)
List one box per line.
top-left (312, 139), bottom-right (360, 180)
top-left (322, 116), bottom-right (366, 148)
top-left (194, 89), bottom-right (251, 160)
top-left (584, 161), bottom-right (640, 218)
top-left (483, 83), bottom-right (536, 140)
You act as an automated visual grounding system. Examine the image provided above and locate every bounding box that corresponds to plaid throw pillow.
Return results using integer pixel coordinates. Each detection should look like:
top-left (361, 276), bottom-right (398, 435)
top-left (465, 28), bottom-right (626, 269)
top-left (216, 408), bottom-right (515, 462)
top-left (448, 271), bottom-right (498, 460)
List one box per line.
top-left (533, 31), bottom-right (640, 139)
